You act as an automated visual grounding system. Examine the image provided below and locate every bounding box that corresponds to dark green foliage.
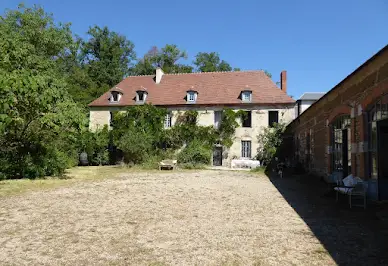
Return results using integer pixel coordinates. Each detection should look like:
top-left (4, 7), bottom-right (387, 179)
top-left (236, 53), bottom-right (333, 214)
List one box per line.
top-left (111, 104), bottom-right (167, 164)
top-left (217, 109), bottom-right (243, 147)
top-left (0, 4), bottom-right (85, 179)
top-left (172, 111), bottom-right (217, 147)
top-left (131, 44), bottom-right (193, 75)
top-left (118, 130), bottom-right (153, 164)
top-left (81, 26), bottom-right (136, 87)
top-left (193, 52), bottom-right (233, 72)
top-left (63, 26), bottom-right (136, 106)
top-left (77, 126), bottom-right (110, 165)
top-left (108, 106), bottom-right (241, 166)
top-left (177, 140), bottom-right (212, 165)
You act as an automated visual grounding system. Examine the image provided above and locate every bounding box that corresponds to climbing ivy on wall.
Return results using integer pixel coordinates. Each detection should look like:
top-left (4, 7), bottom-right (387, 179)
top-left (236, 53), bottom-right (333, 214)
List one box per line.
top-left (110, 105), bottom-right (242, 165)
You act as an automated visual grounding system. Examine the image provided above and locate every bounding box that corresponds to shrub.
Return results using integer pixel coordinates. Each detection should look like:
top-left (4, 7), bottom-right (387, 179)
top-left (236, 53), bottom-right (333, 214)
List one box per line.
top-left (118, 129), bottom-right (153, 164)
top-left (256, 123), bottom-right (286, 165)
top-left (77, 126), bottom-right (110, 165)
top-left (177, 140), bottom-right (212, 165)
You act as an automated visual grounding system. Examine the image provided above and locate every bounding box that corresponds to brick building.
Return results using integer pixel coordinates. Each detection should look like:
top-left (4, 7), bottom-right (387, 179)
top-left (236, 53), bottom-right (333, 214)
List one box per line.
top-left (284, 45), bottom-right (388, 200)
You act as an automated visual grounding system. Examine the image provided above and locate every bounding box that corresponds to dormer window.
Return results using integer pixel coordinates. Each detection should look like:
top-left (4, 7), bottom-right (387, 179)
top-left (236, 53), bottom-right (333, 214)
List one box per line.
top-left (136, 90), bottom-right (148, 104)
top-left (186, 90), bottom-right (198, 103)
top-left (109, 90), bottom-right (122, 103)
top-left (241, 90), bottom-right (252, 102)
top-left (188, 92), bottom-right (195, 102)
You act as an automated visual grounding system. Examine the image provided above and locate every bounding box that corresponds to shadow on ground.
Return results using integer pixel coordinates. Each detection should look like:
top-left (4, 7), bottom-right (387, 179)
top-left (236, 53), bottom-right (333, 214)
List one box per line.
top-left (267, 171), bottom-right (388, 265)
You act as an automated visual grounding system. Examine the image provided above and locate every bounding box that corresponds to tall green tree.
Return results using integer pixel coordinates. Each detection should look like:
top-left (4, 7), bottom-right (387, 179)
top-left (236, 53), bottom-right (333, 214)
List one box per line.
top-left (81, 26), bottom-right (136, 87)
top-left (131, 44), bottom-right (193, 75)
top-left (61, 26), bottom-right (136, 106)
top-left (0, 4), bottom-right (86, 179)
top-left (193, 52), bottom-right (233, 72)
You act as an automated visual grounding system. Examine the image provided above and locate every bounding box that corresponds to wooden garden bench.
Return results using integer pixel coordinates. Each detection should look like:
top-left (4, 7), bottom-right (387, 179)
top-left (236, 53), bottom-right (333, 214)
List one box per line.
top-left (158, 160), bottom-right (177, 170)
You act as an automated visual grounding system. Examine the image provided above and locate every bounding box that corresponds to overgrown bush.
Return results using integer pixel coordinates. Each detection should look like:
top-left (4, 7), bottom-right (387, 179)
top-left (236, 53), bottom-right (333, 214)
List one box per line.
top-left (77, 126), bottom-right (110, 165)
top-left (256, 123), bottom-right (286, 165)
top-left (118, 129), bottom-right (154, 164)
top-left (0, 6), bottom-right (85, 179)
top-left (177, 140), bottom-right (212, 165)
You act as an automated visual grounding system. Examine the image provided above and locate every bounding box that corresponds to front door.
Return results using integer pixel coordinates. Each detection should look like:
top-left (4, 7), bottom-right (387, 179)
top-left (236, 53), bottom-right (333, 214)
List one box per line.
top-left (213, 146), bottom-right (223, 166)
top-left (378, 119), bottom-right (388, 200)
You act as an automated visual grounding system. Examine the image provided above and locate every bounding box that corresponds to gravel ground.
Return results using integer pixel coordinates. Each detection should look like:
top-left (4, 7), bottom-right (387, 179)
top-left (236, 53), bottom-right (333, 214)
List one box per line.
top-left (0, 170), bottom-right (335, 265)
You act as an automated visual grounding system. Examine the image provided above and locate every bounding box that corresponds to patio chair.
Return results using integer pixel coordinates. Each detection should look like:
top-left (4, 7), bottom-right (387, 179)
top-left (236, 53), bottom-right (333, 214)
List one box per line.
top-left (334, 175), bottom-right (367, 209)
top-left (322, 171), bottom-right (342, 194)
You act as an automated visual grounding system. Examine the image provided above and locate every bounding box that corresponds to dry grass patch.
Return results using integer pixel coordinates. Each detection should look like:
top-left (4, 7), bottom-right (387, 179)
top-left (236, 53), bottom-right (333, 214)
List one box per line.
top-left (0, 166), bottom-right (144, 197)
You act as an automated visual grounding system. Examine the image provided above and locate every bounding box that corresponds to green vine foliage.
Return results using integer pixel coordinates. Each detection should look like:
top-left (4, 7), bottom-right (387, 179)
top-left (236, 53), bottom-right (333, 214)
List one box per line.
top-left (109, 106), bottom-right (241, 165)
top-left (256, 122), bottom-right (286, 165)
top-left (217, 109), bottom-right (244, 147)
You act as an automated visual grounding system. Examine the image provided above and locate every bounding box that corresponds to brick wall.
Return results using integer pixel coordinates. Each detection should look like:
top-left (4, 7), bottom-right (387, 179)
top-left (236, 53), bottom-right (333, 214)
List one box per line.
top-left (284, 46), bottom-right (388, 180)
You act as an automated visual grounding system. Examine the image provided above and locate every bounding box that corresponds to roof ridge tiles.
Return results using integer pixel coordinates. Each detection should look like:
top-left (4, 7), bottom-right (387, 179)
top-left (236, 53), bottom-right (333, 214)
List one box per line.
top-left (123, 69), bottom-right (265, 78)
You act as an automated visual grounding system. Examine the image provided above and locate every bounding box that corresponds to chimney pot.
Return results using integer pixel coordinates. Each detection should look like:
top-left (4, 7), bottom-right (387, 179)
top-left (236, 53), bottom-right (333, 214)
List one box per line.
top-left (280, 70), bottom-right (287, 94)
top-left (155, 67), bottom-right (164, 84)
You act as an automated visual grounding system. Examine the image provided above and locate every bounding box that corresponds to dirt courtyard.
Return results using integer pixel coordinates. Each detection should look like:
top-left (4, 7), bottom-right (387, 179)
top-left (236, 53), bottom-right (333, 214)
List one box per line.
top-left (0, 169), bottom-right (335, 265)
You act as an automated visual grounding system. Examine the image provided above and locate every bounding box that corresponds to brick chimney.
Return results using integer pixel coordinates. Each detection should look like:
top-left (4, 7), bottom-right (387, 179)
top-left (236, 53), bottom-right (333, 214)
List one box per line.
top-left (155, 67), bottom-right (164, 84)
top-left (280, 70), bottom-right (287, 93)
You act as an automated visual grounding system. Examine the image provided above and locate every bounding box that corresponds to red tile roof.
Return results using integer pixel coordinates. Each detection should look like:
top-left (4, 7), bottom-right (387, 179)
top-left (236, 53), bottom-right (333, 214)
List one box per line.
top-left (88, 70), bottom-right (295, 107)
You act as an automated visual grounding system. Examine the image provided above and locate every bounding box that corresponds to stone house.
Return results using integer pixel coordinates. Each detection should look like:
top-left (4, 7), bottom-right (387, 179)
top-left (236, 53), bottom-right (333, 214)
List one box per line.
top-left (88, 68), bottom-right (295, 166)
top-left (283, 45), bottom-right (388, 200)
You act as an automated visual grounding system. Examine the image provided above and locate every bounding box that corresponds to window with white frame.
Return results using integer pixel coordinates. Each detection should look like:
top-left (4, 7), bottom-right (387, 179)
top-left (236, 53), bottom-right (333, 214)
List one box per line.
top-left (110, 91), bottom-right (122, 103)
top-left (241, 140), bottom-right (252, 158)
top-left (241, 91), bottom-right (252, 102)
top-left (187, 91), bottom-right (195, 102)
top-left (164, 113), bottom-right (172, 128)
top-left (136, 91), bottom-right (147, 103)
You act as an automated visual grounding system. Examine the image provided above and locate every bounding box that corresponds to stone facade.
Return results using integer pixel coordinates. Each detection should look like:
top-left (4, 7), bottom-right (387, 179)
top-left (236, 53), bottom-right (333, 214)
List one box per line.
top-left (89, 105), bottom-right (295, 166)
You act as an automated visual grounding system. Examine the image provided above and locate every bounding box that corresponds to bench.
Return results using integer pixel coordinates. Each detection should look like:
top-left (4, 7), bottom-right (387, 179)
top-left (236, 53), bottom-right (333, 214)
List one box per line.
top-left (158, 160), bottom-right (177, 170)
top-left (334, 174), bottom-right (367, 209)
top-left (231, 159), bottom-right (260, 169)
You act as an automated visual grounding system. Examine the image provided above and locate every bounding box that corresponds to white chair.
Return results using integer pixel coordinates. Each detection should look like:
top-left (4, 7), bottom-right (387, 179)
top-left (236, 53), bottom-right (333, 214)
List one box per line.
top-left (334, 175), bottom-right (367, 209)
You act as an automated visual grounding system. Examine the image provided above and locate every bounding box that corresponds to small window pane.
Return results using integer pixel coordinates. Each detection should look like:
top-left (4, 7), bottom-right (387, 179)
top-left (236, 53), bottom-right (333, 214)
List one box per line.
top-left (138, 92), bottom-right (144, 101)
top-left (164, 113), bottom-right (172, 128)
top-left (269, 111), bottom-right (279, 127)
top-left (242, 92), bottom-right (251, 102)
top-left (188, 92), bottom-right (195, 102)
top-left (242, 111), bottom-right (252, 127)
top-left (241, 141), bottom-right (251, 158)
top-left (214, 111), bottom-right (222, 128)
top-left (111, 91), bottom-right (120, 102)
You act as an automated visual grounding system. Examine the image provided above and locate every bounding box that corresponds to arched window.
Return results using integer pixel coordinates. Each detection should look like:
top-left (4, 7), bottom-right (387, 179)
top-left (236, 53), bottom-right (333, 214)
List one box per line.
top-left (368, 94), bottom-right (388, 179)
top-left (331, 115), bottom-right (351, 177)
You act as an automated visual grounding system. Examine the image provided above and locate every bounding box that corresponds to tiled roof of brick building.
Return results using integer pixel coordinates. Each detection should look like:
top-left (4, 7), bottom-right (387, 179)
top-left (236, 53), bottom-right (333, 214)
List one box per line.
top-left (89, 70), bottom-right (295, 107)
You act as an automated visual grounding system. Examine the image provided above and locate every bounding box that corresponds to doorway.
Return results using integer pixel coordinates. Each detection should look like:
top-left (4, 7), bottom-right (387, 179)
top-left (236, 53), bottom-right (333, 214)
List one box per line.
top-left (378, 119), bottom-right (388, 200)
top-left (332, 115), bottom-right (351, 178)
top-left (213, 146), bottom-right (223, 166)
